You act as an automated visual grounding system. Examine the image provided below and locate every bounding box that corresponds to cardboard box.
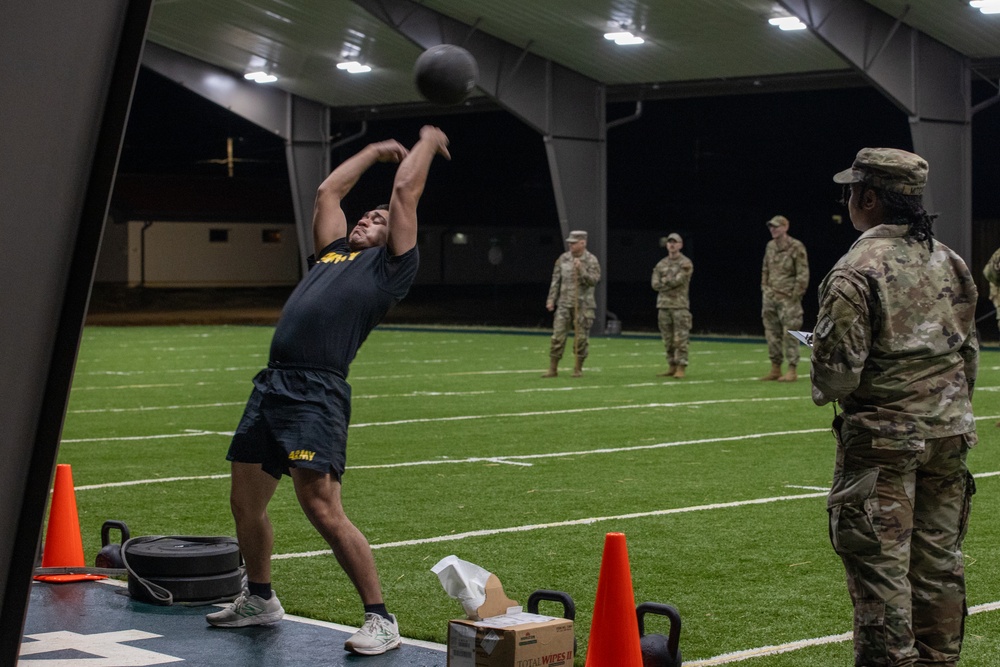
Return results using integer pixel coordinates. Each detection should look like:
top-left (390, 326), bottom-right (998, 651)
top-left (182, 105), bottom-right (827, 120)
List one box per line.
top-left (472, 573), bottom-right (520, 620)
top-left (447, 612), bottom-right (575, 667)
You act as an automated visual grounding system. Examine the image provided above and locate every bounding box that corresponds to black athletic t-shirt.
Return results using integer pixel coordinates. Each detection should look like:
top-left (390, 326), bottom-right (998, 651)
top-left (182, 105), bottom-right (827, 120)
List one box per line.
top-left (269, 238), bottom-right (419, 377)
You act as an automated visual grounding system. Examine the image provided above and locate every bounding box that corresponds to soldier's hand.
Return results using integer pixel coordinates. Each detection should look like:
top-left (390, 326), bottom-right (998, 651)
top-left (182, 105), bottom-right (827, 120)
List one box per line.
top-left (370, 140), bottom-right (408, 163)
top-left (546, 302), bottom-right (555, 312)
top-left (419, 125), bottom-right (451, 160)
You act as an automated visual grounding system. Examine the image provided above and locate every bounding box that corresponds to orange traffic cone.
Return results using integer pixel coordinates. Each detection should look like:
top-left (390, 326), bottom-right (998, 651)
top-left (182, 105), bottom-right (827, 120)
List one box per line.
top-left (34, 464), bottom-right (106, 583)
top-left (585, 532), bottom-right (643, 667)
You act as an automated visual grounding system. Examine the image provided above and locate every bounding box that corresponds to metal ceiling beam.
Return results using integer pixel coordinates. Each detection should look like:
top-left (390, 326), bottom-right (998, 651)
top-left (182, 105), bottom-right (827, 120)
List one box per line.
top-left (329, 69), bottom-right (871, 122)
top-left (351, 0), bottom-right (610, 333)
top-left (142, 42), bottom-right (328, 272)
top-left (779, 0), bottom-right (973, 263)
top-left (143, 42), bottom-right (291, 139)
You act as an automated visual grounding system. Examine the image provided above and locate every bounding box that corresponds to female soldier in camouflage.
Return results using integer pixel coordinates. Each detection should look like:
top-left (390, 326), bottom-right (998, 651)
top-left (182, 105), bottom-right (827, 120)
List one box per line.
top-left (811, 148), bottom-right (978, 667)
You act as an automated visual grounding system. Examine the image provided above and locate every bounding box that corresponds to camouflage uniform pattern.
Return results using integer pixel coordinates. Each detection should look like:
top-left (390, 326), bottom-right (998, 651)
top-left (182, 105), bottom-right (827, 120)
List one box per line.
top-left (811, 224), bottom-right (978, 667)
top-left (546, 250), bottom-right (601, 359)
top-left (761, 235), bottom-right (809, 366)
top-left (982, 246), bottom-right (1000, 329)
top-left (651, 252), bottom-right (694, 367)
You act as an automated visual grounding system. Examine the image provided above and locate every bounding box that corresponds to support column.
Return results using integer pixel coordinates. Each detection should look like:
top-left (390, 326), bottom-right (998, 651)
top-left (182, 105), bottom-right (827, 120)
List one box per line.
top-left (779, 0), bottom-right (972, 261)
top-left (142, 43), bottom-right (330, 275)
top-left (352, 0), bottom-right (610, 331)
top-left (909, 121), bottom-right (973, 264)
top-left (285, 98), bottom-right (330, 271)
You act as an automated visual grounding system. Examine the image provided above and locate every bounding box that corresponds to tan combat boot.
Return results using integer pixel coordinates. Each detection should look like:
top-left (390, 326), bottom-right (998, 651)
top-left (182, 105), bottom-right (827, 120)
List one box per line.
top-left (657, 364), bottom-right (677, 377)
top-left (541, 358), bottom-right (559, 378)
top-left (572, 357), bottom-right (584, 378)
top-left (672, 366), bottom-right (686, 379)
top-left (777, 365), bottom-right (798, 382)
top-left (760, 364), bottom-right (782, 381)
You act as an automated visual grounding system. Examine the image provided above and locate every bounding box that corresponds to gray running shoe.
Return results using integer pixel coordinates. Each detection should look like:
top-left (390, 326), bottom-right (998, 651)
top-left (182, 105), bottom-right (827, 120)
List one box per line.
top-left (344, 613), bottom-right (402, 655)
top-left (206, 591), bottom-right (284, 627)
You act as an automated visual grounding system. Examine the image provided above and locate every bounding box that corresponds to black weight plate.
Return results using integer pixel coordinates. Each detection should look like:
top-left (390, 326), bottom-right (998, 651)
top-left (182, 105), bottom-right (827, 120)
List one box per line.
top-left (124, 538), bottom-right (240, 577)
top-left (128, 569), bottom-right (243, 603)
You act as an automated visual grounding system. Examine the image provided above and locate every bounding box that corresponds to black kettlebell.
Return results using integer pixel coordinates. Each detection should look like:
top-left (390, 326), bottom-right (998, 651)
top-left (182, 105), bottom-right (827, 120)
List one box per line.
top-left (527, 589), bottom-right (577, 657)
top-left (95, 520), bottom-right (130, 569)
top-left (637, 602), bottom-right (682, 667)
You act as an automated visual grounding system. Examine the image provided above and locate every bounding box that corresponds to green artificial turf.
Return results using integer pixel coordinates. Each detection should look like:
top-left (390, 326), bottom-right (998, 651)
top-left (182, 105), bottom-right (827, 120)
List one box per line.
top-left (50, 325), bottom-right (1000, 666)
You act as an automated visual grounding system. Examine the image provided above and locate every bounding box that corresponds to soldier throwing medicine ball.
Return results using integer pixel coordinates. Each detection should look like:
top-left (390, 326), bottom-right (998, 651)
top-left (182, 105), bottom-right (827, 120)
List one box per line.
top-left (811, 148), bottom-right (978, 667)
top-left (651, 233), bottom-right (694, 378)
top-left (206, 127), bottom-right (451, 656)
top-left (542, 230), bottom-right (601, 378)
top-left (760, 215), bottom-right (809, 381)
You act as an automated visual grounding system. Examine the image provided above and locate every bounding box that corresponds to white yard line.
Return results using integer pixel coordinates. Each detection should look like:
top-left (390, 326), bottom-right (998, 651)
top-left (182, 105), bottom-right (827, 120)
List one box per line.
top-left (685, 632), bottom-right (853, 665)
top-left (685, 601), bottom-right (1000, 665)
top-left (80, 366), bottom-right (259, 376)
top-left (68, 402), bottom-right (243, 414)
top-left (270, 471), bottom-right (999, 556)
top-left (349, 428), bottom-right (829, 469)
top-left (350, 396), bottom-right (809, 428)
top-left (75, 474), bottom-right (231, 491)
top-left (62, 429), bottom-right (232, 444)
top-left (271, 491), bottom-right (831, 559)
top-left (60, 394), bottom-right (809, 421)
top-left (70, 428), bottom-right (829, 482)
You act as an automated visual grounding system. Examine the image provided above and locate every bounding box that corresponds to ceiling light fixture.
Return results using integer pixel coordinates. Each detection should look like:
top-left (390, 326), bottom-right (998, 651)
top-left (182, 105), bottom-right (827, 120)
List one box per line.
top-left (337, 61), bottom-right (372, 74)
top-left (603, 31), bottom-right (644, 45)
top-left (970, 0), bottom-right (1000, 14)
top-left (244, 71), bottom-right (277, 83)
top-left (768, 16), bottom-right (808, 30)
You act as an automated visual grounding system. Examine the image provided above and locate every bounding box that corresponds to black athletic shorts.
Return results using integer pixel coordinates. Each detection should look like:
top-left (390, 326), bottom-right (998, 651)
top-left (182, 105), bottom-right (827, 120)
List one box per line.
top-left (227, 365), bottom-right (351, 480)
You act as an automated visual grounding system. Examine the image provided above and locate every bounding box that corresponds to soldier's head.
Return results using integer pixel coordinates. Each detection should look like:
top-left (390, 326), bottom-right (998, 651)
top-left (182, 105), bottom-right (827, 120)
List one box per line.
top-left (833, 148), bottom-right (936, 244)
top-left (566, 230), bottom-right (588, 257)
top-left (665, 232), bottom-right (683, 256)
top-left (348, 204), bottom-right (391, 250)
top-left (765, 215), bottom-right (789, 240)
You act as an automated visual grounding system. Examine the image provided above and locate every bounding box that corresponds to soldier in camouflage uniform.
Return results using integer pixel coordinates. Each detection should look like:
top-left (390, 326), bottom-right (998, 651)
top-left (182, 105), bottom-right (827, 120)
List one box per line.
top-left (811, 148), bottom-right (978, 667)
top-left (542, 230), bottom-right (601, 378)
top-left (983, 248), bottom-right (1000, 428)
top-left (982, 246), bottom-right (1000, 333)
top-left (651, 232), bottom-right (694, 378)
top-left (760, 215), bottom-right (809, 381)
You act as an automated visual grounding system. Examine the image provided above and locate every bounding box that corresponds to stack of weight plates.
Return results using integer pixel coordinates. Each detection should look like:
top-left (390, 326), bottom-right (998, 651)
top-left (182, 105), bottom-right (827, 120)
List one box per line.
top-left (124, 537), bottom-right (243, 604)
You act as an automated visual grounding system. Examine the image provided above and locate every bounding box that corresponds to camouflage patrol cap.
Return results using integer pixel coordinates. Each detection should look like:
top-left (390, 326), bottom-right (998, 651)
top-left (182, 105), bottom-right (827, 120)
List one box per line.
top-left (566, 230), bottom-right (588, 243)
top-left (832, 147), bottom-right (928, 195)
top-left (766, 215), bottom-right (789, 228)
top-left (666, 232), bottom-right (682, 243)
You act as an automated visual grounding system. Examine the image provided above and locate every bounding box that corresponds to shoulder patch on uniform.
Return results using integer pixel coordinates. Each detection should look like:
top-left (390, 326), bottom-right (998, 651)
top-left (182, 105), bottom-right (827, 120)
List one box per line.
top-left (816, 315), bottom-right (835, 338)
